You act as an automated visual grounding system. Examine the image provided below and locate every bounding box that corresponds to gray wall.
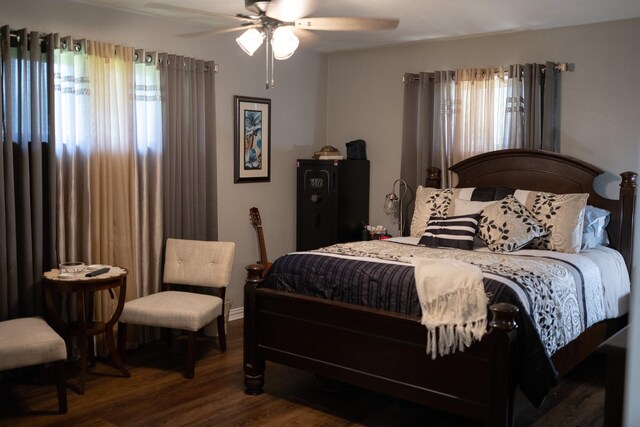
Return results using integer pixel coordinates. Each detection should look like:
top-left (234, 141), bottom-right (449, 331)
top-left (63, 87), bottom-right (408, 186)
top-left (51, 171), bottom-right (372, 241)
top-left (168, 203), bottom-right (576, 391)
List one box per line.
top-left (325, 18), bottom-right (640, 425)
top-left (1, 0), bottom-right (328, 316)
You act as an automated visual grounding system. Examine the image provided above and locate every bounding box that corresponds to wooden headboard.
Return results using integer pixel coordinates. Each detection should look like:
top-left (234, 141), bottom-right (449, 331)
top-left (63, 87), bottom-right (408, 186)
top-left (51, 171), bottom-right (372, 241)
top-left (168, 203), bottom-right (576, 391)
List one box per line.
top-left (435, 149), bottom-right (638, 271)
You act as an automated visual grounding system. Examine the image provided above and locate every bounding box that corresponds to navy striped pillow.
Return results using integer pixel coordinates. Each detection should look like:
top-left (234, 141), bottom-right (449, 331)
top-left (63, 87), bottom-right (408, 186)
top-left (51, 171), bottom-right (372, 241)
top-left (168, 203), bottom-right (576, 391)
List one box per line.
top-left (418, 213), bottom-right (481, 250)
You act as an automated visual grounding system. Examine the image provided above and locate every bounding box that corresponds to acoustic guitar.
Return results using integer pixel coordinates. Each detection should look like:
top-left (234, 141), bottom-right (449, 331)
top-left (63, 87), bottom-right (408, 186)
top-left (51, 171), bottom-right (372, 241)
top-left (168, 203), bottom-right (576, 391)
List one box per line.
top-left (249, 207), bottom-right (272, 276)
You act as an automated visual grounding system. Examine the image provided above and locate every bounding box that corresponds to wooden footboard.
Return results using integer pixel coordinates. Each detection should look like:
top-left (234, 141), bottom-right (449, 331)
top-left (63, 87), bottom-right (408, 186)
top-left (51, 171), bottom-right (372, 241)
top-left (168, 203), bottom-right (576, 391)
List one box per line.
top-left (244, 264), bottom-right (520, 427)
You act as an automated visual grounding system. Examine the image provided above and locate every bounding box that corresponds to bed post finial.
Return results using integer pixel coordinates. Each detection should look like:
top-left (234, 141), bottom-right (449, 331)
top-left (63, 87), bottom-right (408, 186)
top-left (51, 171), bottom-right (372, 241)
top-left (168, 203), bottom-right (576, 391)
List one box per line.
top-left (489, 303), bottom-right (519, 331)
top-left (620, 171), bottom-right (637, 188)
top-left (425, 167), bottom-right (441, 188)
top-left (245, 264), bottom-right (265, 285)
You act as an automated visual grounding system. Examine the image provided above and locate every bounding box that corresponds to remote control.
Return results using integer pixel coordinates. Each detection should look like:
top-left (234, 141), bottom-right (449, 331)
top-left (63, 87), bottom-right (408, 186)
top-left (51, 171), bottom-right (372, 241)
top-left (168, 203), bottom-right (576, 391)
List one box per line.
top-left (86, 267), bottom-right (110, 277)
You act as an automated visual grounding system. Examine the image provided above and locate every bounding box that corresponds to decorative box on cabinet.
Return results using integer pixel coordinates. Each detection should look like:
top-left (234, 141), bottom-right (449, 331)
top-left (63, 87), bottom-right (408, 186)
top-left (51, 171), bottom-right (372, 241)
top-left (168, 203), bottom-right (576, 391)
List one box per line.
top-left (296, 159), bottom-right (370, 251)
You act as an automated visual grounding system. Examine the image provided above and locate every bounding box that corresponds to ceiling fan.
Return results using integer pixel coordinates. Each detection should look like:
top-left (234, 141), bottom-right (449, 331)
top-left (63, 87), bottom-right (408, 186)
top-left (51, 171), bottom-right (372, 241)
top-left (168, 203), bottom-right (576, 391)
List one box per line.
top-left (145, 0), bottom-right (399, 88)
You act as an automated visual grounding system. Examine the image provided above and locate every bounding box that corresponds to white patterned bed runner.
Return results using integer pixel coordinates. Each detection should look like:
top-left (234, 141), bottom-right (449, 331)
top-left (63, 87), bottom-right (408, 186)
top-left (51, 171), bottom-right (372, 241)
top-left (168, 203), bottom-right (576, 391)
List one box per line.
top-left (314, 238), bottom-right (621, 357)
top-left (412, 257), bottom-right (488, 358)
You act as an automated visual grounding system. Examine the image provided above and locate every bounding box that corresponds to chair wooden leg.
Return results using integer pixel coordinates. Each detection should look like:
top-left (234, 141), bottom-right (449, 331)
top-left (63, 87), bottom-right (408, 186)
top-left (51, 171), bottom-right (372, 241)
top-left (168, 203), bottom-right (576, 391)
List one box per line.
top-left (217, 315), bottom-right (227, 352)
top-left (55, 360), bottom-right (67, 414)
top-left (106, 323), bottom-right (130, 378)
top-left (117, 322), bottom-right (127, 362)
top-left (185, 331), bottom-right (196, 379)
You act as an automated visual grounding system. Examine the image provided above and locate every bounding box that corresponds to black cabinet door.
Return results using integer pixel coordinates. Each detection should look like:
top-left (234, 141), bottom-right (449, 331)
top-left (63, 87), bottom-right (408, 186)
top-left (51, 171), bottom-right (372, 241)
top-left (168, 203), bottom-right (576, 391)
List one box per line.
top-left (296, 160), bottom-right (369, 251)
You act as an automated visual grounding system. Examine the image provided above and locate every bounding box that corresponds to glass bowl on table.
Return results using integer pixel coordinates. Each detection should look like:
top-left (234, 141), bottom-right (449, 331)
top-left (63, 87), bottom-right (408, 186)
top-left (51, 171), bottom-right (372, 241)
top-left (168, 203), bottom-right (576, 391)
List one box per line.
top-left (59, 261), bottom-right (86, 275)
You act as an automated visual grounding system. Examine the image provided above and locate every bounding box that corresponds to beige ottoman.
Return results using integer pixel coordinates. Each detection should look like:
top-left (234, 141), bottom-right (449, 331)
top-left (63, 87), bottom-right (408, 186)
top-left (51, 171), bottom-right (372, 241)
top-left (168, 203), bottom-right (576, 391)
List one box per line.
top-left (0, 317), bottom-right (68, 413)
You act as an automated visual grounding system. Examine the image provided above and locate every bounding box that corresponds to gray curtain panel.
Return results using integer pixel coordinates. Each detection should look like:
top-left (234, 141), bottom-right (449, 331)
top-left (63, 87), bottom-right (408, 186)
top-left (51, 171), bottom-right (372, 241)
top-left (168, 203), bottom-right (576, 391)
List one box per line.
top-left (540, 61), bottom-right (560, 152)
top-left (400, 73), bottom-right (420, 233)
top-left (522, 62), bottom-right (560, 151)
top-left (0, 27), bottom-right (57, 320)
top-left (160, 55), bottom-right (218, 242)
top-left (400, 72), bottom-right (434, 235)
top-left (401, 70), bottom-right (461, 230)
top-left (504, 64), bottom-right (525, 148)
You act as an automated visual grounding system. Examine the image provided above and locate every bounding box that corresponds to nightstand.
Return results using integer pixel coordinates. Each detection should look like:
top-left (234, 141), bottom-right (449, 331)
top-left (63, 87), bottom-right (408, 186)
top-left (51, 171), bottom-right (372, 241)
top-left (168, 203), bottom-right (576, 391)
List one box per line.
top-left (598, 325), bottom-right (628, 427)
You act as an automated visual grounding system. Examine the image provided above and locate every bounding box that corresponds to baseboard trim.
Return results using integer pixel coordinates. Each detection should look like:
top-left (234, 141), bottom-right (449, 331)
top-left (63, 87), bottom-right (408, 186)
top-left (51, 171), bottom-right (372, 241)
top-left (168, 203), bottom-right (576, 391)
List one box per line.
top-left (229, 307), bottom-right (244, 321)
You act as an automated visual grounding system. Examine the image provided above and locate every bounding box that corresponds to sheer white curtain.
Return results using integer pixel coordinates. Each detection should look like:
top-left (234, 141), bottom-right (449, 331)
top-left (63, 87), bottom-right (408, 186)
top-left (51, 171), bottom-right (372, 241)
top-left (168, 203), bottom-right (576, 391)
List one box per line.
top-left (54, 39), bottom-right (163, 348)
top-left (454, 67), bottom-right (508, 164)
top-left (55, 37), bottom-right (92, 265)
top-left (86, 41), bottom-right (138, 326)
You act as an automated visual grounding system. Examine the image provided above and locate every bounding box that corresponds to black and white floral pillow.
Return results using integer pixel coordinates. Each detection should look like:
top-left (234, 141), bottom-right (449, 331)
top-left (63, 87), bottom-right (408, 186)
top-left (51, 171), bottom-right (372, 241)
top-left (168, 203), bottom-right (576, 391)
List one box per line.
top-left (478, 196), bottom-right (548, 253)
top-left (410, 187), bottom-right (458, 237)
top-left (516, 191), bottom-right (589, 254)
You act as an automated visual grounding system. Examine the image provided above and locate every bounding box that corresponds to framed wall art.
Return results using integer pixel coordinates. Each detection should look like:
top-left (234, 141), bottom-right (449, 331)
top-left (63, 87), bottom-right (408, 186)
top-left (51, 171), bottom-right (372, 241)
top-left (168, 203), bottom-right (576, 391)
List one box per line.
top-left (234, 95), bottom-right (271, 183)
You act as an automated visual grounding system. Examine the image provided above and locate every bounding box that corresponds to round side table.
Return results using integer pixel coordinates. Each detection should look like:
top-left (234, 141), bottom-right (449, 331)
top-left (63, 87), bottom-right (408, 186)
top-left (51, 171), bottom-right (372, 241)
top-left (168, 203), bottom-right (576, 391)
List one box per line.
top-left (43, 267), bottom-right (131, 394)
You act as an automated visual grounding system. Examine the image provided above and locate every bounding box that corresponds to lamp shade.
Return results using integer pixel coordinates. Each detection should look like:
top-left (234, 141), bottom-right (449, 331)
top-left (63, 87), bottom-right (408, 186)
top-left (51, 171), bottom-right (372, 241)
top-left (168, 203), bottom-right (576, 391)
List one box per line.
top-left (236, 28), bottom-right (264, 56)
top-left (271, 26), bottom-right (299, 60)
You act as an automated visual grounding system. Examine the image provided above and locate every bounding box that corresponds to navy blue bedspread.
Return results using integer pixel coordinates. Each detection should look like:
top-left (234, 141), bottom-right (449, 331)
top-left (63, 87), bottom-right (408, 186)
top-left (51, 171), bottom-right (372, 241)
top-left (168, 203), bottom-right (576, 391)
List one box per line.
top-left (262, 252), bottom-right (558, 406)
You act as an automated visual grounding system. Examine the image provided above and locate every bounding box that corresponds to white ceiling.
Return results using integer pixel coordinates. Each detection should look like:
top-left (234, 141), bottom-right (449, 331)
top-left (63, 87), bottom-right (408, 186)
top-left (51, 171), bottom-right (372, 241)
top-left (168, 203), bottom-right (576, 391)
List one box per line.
top-left (71, 0), bottom-right (640, 52)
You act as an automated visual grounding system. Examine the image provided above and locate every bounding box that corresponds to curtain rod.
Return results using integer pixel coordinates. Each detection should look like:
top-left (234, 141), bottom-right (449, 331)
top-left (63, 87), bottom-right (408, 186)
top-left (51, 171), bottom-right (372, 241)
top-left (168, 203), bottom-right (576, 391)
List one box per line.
top-left (403, 62), bottom-right (570, 84)
top-left (3, 29), bottom-right (218, 72)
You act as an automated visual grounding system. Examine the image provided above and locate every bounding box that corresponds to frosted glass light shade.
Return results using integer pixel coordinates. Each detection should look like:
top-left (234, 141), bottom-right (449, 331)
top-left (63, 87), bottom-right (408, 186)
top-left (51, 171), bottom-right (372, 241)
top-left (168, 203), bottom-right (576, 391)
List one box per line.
top-left (236, 28), bottom-right (264, 56)
top-left (271, 27), bottom-right (299, 60)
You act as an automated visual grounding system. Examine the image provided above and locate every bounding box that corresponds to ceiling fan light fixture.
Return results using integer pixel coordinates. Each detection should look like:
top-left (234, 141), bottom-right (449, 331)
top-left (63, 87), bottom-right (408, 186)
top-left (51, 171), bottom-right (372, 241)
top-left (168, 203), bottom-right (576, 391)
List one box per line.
top-left (236, 28), bottom-right (265, 56)
top-left (271, 26), bottom-right (299, 60)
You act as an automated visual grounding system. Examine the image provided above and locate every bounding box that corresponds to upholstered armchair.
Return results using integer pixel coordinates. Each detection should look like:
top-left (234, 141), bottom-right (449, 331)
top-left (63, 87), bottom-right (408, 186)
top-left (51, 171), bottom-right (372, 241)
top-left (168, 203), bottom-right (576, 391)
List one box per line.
top-left (117, 238), bottom-right (235, 378)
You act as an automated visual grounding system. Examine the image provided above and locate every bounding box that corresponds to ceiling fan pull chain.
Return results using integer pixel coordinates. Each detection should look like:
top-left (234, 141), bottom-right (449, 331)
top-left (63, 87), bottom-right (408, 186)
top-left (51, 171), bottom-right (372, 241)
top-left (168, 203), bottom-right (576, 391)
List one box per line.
top-left (265, 27), bottom-right (270, 89)
top-left (271, 39), bottom-right (275, 88)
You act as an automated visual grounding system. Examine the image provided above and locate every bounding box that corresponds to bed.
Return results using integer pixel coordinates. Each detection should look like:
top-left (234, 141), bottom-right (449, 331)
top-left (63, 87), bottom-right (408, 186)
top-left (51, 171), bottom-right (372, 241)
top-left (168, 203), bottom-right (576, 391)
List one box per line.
top-left (243, 149), bottom-right (637, 426)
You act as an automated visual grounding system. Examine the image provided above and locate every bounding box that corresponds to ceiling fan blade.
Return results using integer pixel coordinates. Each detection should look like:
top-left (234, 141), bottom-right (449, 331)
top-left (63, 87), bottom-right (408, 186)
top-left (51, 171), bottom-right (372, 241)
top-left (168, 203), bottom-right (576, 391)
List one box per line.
top-left (177, 25), bottom-right (261, 39)
top-left (292, 28), bottom-right (319, 45)
top-left (266, 0), bottom-right (318, 22)
top-left (294, 17), bottom-right (399, 31)
top-left (145, 2), bottom-right (251, 23)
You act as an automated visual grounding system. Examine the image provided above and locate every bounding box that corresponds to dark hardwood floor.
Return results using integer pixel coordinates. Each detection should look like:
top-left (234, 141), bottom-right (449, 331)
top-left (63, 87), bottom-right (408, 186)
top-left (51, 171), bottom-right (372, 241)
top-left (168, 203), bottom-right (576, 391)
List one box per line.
top-left (0, 319), bottom-right (607, 426)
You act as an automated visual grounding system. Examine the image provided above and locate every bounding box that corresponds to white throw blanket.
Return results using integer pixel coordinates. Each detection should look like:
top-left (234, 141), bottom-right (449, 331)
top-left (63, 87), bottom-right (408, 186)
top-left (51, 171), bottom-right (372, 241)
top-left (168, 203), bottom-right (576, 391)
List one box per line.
top-left (412, 257), bottom-right (489, 359)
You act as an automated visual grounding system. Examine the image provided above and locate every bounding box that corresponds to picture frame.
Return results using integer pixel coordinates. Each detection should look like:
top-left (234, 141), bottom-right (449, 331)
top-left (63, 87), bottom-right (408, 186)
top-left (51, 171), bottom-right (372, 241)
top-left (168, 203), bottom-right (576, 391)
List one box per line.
top-left (234, 95), bottom-right (271, 183)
